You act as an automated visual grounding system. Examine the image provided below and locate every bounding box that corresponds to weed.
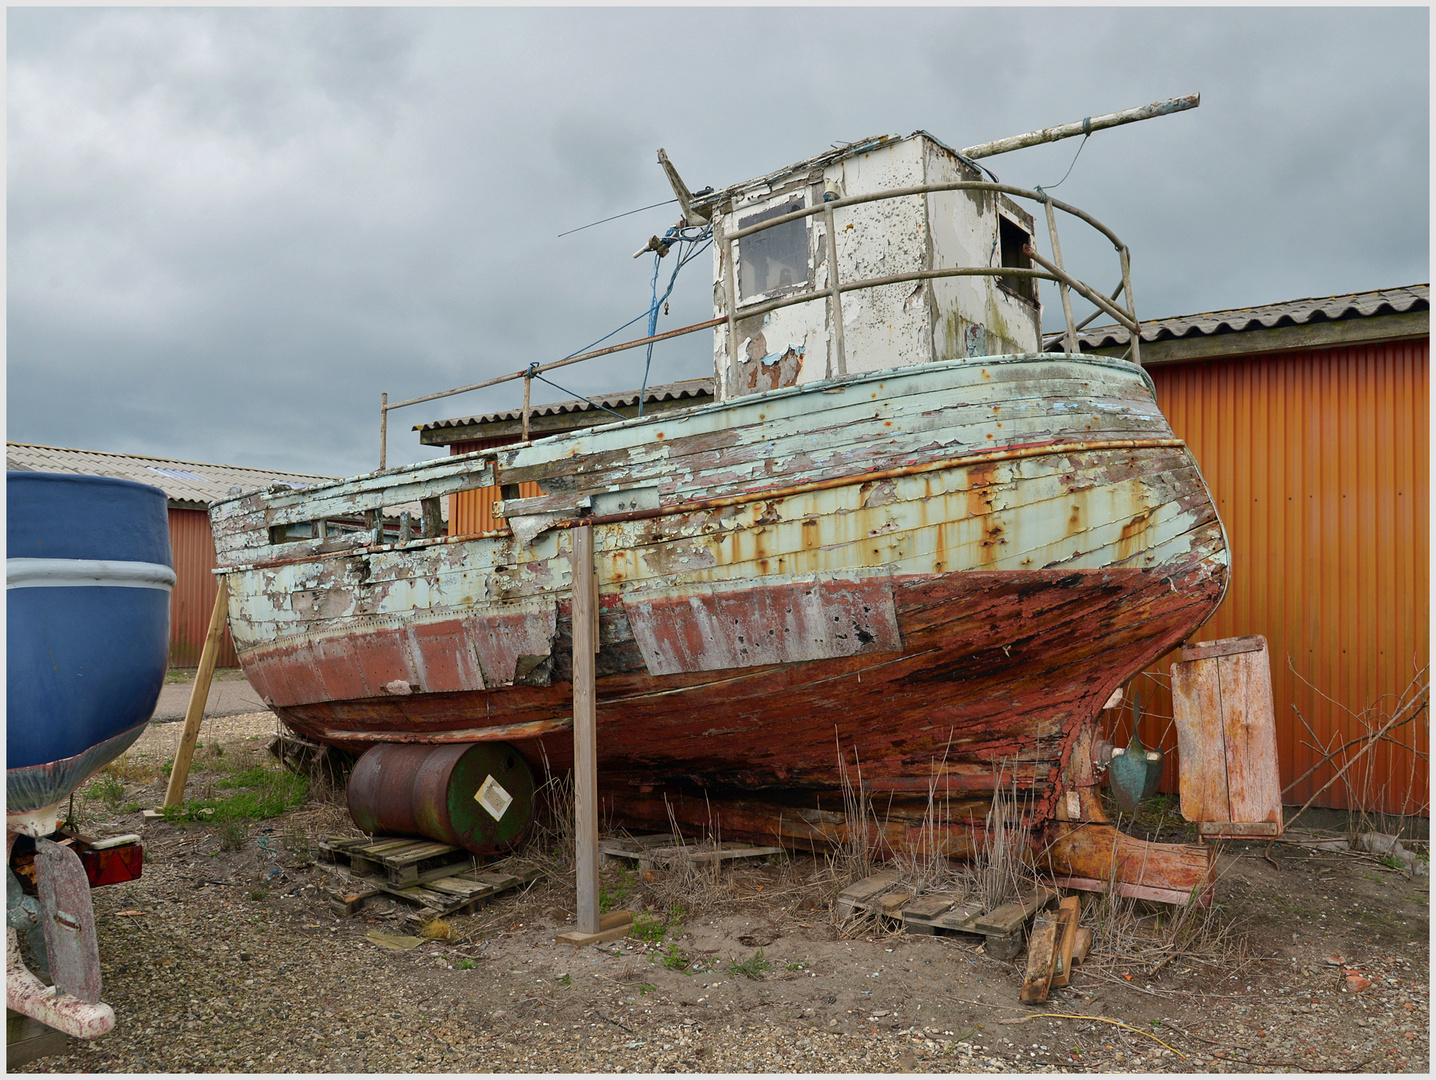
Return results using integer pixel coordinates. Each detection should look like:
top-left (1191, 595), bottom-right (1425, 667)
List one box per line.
top-left (420, 919), bottom-right (453, 941)
top-left (456, 959), bottom-right (478, 971)
top-left (629, 912), bottom-right (668, 943)
top-left (559, 974), bottom-right (572, 987)
top-left (248, 888), bottom-right (269, 902)
top-left (218, 818), bottom-right (247, 851)
top-left (727, 948), bottom-right (771, 980)
top-left (786, 962), bottom-right (807, 971)
top-left (89, 772), bottom-right (126, 811)
top-left (281, 822), bottom-right (312, 863)
top-left (158, 764), bottom-right (308, 825)
top-left (638, 983), bottom-right (655, 996)
top-left (161, 759), bottom-right (174, 780)
top-left (122, 802), bottom-right (141, 815)
top-left (600, 868), bottom-right (637, 913)
top-left (660, 943), bottom-right (691, 971)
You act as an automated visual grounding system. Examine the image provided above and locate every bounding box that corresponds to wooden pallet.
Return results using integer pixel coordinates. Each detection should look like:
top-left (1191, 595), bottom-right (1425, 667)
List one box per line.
top-left (320, 835), bottom-right (478, 885)
top-left (836, 874), bottom-right (1057, 961)
top-left (321, 835), bottom-right (540, 920)
top-left (599, 834), bottom-right (784, 871)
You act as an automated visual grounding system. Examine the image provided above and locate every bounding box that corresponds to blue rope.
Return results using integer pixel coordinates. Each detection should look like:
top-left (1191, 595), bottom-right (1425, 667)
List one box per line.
top-left (638, 227), bottom-right (711, 416)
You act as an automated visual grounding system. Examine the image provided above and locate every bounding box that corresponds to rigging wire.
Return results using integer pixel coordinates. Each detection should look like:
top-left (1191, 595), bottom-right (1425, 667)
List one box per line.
top-left (556, 198), bottom-right (679, 239)
top-left (1034, 132), bottom-right (1090, 196)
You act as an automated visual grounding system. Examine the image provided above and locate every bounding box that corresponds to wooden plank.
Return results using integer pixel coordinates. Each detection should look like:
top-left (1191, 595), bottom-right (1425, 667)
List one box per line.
top-left (879, 890), bottom-right (913, 917)
top-left (7, 1009), bottom-right (74, 1068)
top-left (1216, 643), bottom-right (1282, 829)
top-left (835, 872), bottom-right (902, 920)
top-left (1072, 926), bottom-right (1093, 966)
top-left (903, 895), bottom-right (957, 919)
top-left (1179, 635), bottom-right (1266, 661)
top-left (1021, 915), bottom-right (1060, 1003)
top-left (556, 909), bottom-right (633, 947)
top-left (163, 577), bottom-right (230, 808)
top-left (1170, 650), bottom-right (1231, 821)
top-left (1198, 821), bottom-right (1281, 837)
top-left (972, 886), bottom-right (1057, 934)
top-left (1050, 897), bottom-right (1080, 987)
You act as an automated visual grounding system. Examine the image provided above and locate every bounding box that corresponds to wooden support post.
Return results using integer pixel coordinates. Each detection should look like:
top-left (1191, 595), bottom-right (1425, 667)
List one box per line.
top-left (163, 577), bottom-right (229, 808)
top-left (570, 523), bottom-right (600, 936)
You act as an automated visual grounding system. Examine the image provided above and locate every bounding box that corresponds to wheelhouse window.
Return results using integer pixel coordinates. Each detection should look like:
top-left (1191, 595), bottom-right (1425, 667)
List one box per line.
top-left (738, 199), bottom-right (809, 300)
top-left (998, 214), bottom-right (1037, 304)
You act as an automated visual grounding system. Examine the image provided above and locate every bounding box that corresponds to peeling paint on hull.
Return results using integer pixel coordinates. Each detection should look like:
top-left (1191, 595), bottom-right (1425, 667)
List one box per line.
top-left (213, 354), bottom-right (1229, 857)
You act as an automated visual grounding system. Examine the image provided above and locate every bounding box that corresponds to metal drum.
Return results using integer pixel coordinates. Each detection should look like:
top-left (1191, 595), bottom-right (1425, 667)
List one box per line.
top-left (347, 742), bottom-right (535, 854)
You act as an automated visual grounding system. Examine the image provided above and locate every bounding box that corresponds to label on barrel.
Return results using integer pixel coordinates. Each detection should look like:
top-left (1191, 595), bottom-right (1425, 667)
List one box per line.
top-left (475, 775), bottom-right (513, 822)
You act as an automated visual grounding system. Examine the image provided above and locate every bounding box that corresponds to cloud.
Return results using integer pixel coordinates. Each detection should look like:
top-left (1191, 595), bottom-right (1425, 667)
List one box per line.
top-left (7, 7), bottom-right (1428, 476)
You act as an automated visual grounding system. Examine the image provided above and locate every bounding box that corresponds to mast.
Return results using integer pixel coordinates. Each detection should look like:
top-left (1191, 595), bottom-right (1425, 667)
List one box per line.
top-left (960, 94), bottom-right (1199, 160)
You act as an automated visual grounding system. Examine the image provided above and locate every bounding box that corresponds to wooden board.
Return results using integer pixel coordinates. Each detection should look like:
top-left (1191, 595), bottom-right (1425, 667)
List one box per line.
top-left (1021, 915), bottom-right (1060, 1003)
top-left (7, 1010), bottom-right (74, 1068)
top-left (1050, 896), bottom-right (1080, 987)
top-left (1171, 636), bottom-right (1282, 832)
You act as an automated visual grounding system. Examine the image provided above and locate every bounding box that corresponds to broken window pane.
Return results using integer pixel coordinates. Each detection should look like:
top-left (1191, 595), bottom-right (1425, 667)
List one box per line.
top-left (738, 200), bottom-right (809, 299)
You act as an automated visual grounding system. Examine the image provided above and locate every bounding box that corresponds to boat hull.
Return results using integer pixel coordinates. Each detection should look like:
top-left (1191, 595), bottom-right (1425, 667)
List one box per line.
top-left (214, 354), bottom-right (1228, 859)
top-left (7, 473), bottom-right (174, 827)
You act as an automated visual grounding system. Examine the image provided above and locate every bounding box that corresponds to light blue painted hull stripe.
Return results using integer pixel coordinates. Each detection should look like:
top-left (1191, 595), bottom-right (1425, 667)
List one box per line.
top-left (6, 558), bottom-right (177, 592)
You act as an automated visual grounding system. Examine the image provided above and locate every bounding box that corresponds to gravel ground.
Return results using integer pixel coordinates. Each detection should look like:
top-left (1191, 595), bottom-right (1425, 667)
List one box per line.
top-left (13, 712), bottom-right (1430, 1073)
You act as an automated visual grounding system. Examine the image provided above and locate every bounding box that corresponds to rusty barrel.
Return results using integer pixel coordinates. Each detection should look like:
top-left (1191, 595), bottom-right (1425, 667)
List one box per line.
top-left (347, 742), bottom-right (534, 854)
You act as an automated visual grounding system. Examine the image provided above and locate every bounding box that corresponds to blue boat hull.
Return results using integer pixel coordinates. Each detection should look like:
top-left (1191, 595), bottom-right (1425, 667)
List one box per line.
top-left (7, 472), bottom-right (174, 820)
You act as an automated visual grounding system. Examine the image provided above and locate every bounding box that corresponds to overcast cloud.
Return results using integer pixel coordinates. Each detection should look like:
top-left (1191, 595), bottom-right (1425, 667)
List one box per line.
top-left (7, 6), bottom-right (1429, 477)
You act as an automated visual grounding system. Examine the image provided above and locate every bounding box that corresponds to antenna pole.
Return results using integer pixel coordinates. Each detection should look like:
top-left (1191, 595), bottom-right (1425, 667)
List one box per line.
top-left (960, 94), bottom-right (1199, 160)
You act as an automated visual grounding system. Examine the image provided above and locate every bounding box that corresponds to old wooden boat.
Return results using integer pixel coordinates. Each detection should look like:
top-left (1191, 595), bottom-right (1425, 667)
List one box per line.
top-left (212, 106), bottom-right (1237, 902)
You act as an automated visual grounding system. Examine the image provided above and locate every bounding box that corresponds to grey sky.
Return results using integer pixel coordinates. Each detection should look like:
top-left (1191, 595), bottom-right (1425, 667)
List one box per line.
top-left (8, 6), bottom-right (1429, 477)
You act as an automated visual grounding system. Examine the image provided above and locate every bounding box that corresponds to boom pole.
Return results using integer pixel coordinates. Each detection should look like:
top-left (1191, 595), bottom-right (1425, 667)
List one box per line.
top-left (960, 94), bottom-right (1199, 160)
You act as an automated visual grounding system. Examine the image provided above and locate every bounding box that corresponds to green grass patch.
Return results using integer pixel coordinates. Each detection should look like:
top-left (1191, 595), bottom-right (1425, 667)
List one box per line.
top-left (727, 948), bottom-right (771, 980)
top-left (161, 764), bottom-right (308, 824)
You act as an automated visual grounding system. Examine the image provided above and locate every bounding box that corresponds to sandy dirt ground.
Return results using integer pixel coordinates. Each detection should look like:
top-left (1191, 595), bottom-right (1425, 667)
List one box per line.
top-left (12, 711), bottom-right (1430, 1074)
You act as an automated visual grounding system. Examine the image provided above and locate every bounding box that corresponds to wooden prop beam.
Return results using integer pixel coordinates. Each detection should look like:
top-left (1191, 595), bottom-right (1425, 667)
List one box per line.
top-left (162, 577), bottom-right (230, 808)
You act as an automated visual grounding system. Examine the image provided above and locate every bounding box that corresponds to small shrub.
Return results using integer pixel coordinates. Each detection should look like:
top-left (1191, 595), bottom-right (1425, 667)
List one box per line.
top-left (660, 943), bottom-right (691, 971)
top-left (218, 818), bottom-right (247, 851)
top-left (727, 948), bottom-right (771, 980)
top-left (89, 772), bottom-right (126, 810)
top-left (420, 919), bottom-right (452, 941)
top-left (629, 912), bottom-right (671, 944)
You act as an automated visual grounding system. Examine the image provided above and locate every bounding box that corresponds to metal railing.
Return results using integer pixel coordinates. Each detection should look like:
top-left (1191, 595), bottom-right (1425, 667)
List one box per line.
top-left (377, 180), bottom-right (1142, 470)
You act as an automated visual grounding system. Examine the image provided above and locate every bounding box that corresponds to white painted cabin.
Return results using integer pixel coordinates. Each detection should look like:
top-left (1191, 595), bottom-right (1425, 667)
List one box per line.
top-left (697, 132), bottom-right (1043, 401)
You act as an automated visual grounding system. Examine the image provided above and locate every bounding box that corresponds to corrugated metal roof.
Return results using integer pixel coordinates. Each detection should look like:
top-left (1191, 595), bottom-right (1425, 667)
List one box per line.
top-left (1074, 284), bottom-right (1429, 350)
top-left (5, 443), bottom-right (333, 510)
top-left (417, 377), bottom-right (714, 433)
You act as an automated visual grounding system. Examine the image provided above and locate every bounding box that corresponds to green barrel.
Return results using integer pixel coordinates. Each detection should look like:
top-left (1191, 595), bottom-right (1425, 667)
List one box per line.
top-left (347, 742), bottom-right (534, 854)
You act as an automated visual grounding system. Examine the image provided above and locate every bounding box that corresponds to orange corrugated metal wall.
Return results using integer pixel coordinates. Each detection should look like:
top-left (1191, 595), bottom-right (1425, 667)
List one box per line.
top-left (167, 508), bottom-right (239, 668)
top-left (446, 438), bottom-right (541, 535)
top-left (1105, 339), bottom-right (1429, 815)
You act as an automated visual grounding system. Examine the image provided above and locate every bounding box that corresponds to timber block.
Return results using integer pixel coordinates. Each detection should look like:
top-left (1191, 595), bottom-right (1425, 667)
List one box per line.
top-left (7, 1009), bottom-right (74, 1068)
top-left (1051, 897), bottom-right (1080, 987)
top-left (1021, 915), bottom-right (1061, 1003)
top-left (556, 910), bottom-right (633, 947)
top-left (1072, 926), bottom-right (1093, 966)
top-left (834, 872), bottom-right (902, 921)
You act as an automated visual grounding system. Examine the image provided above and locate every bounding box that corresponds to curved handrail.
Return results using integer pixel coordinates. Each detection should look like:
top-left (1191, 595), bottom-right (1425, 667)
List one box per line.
top-left (378, 180), bottom-right (1139, 468)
